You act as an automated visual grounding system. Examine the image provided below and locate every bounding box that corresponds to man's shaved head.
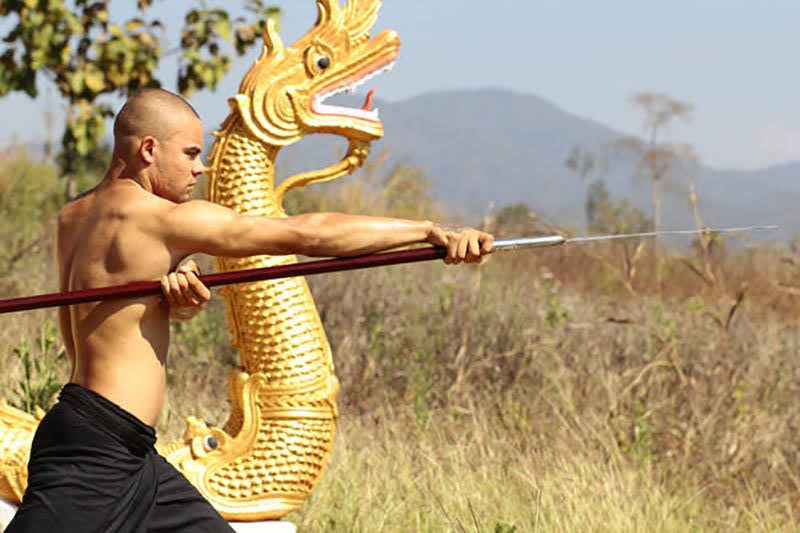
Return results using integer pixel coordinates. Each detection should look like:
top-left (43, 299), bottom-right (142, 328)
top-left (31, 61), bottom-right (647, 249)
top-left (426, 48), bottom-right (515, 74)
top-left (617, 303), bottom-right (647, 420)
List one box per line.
top-left (110, 88), bottom-right (205, 199)
top-left (113, 88), bottom-right (200, 144)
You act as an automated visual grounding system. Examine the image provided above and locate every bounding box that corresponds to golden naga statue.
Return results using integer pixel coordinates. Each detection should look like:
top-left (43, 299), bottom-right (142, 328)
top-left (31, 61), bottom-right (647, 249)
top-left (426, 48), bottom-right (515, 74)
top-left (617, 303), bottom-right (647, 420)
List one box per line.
top-left (0, 401), bottom-right (43, 506)
top-left (0, 0), bottom-right (399, 521)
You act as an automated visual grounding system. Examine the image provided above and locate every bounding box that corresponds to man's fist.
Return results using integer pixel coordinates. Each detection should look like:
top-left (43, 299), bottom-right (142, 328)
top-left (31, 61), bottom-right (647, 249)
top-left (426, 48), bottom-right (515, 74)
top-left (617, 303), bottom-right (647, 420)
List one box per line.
top-left (427, 225), bottom-right (494, 264)
top-left (161, 259), bottom-right (211, 321)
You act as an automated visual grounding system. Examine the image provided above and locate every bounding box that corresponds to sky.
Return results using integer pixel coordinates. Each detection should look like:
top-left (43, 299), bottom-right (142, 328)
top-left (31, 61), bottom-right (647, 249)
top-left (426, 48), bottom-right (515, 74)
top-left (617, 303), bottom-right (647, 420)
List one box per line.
top-left (1, 0), bottom-right (799, 171)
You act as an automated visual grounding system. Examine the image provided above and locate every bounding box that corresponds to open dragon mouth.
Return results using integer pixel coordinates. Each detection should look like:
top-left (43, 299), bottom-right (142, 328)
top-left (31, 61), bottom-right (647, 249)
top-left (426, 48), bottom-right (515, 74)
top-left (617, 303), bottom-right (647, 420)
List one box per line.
top-left (311, 60), bottom-right (395, 122)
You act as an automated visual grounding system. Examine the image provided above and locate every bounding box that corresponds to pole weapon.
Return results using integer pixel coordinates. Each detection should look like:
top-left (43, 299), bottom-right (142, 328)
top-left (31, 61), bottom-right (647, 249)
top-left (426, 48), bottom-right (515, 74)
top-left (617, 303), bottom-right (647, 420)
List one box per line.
top-left (0, 225), bottom-right (777, 315)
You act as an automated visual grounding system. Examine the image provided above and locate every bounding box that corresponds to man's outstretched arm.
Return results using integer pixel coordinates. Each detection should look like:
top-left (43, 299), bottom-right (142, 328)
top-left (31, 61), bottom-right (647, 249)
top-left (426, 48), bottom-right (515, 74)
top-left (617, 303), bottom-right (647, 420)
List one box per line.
top-left (157, 200), bottom-right (494, 263)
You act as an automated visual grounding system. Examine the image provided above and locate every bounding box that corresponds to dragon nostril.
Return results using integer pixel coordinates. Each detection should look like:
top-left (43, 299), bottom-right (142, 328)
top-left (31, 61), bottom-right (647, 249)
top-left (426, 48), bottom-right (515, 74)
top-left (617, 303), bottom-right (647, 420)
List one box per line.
top-left (317, 56), bottom-right (331, 70)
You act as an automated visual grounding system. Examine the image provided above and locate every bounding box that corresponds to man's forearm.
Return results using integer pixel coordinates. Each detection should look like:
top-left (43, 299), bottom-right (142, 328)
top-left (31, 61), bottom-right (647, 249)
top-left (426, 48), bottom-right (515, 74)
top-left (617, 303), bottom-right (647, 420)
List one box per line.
top-left (282, 213), bottom-right (434, 257)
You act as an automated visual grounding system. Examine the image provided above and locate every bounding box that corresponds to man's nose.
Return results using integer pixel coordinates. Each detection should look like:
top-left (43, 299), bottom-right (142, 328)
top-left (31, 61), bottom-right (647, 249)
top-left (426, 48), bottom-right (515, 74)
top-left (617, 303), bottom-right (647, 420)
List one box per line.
top-left (193, 161), bottom-right (211, 175)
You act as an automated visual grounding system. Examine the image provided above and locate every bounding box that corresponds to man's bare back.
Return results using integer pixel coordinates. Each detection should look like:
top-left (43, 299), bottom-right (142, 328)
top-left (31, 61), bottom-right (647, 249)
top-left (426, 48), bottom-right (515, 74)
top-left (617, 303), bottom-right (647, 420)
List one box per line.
top-left (57, 178), bottom-right (187, 425)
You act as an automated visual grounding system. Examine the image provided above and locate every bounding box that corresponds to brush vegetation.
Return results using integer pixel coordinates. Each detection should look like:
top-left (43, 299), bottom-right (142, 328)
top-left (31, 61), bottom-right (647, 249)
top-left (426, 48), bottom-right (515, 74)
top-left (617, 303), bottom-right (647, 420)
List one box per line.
top-left (0, 151), bottom-right (798, 531)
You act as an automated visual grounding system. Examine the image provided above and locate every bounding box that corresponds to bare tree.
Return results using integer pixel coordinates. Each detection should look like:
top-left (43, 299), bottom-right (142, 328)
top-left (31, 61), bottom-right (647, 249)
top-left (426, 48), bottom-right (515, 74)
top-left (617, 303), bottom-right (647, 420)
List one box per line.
top-left (565, 146), bottom-right (608, 232)
top-left (616, 92), bottom-right (699, 252)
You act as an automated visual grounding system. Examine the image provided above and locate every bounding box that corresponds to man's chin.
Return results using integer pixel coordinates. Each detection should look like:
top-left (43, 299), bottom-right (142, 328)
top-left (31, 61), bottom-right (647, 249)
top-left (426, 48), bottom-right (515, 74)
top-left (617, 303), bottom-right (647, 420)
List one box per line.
top-left (175, 190), bottom-right (195, 203)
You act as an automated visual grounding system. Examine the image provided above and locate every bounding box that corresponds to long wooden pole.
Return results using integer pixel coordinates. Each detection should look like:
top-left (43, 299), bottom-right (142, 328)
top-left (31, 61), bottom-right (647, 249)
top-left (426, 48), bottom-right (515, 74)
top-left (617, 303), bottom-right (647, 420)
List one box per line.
top-left (0, 227), bottom-right (774, 315)
top-left (0, 237), bottom-right (566, 315)
top-left (0, 247), bottom-right (449, 314)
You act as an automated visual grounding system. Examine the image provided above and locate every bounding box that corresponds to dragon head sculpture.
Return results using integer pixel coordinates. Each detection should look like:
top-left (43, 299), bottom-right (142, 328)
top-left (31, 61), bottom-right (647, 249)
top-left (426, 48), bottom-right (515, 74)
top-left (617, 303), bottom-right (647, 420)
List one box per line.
top-left (234, 0), bottom-right (400, 147)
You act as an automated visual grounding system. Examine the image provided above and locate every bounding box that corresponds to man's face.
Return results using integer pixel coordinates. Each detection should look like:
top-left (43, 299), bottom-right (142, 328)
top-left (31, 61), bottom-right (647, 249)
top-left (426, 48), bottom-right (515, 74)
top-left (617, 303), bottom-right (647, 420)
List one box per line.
top-left (152, 114), bottom-right (205, 203)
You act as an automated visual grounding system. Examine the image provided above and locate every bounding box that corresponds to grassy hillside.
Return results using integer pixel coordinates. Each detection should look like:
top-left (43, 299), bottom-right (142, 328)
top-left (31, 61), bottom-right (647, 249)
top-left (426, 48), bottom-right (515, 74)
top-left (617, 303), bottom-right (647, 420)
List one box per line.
top-left (0, 152), bottom-right (798, 531)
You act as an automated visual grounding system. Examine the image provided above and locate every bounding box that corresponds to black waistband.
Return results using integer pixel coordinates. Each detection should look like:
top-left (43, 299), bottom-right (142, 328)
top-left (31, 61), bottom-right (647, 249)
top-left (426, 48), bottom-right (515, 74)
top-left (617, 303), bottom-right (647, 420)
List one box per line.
top-left (59, 383), bottom-right (157, 455)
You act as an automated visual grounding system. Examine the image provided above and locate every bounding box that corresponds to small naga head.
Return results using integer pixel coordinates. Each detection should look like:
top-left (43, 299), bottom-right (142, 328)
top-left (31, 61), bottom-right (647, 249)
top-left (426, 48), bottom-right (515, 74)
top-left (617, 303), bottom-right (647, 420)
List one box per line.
top-left (234, 0), bottom-right (400, 147)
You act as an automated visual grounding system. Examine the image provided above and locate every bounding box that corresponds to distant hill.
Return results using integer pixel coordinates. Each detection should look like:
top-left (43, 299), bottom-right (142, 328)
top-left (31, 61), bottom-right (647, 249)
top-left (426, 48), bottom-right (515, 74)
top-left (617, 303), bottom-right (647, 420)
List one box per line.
top-left (281, 88), bottom-right (621, 224)
top-left (693, 163), bottom-right (800, 243)
top-left (374, 89), bottom-right (622, 222)
top-left (13, 88), bottom-right (795, 243)
top-left (12, 87), bottom-right (790, 243)
top-left (279, 88), bottom-right (799, 244)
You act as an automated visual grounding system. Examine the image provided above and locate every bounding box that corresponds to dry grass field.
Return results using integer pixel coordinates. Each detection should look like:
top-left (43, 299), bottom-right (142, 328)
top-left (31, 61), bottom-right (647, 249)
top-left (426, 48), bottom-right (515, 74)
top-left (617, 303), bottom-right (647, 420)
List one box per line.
top-left (0, 152), bottom-right (798, 531)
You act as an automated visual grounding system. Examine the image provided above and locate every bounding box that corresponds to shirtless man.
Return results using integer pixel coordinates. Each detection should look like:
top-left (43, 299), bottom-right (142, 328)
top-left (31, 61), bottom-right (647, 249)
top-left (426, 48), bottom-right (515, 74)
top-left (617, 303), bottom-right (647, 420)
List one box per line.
top-left (6, 88), bottom-right (493, 532)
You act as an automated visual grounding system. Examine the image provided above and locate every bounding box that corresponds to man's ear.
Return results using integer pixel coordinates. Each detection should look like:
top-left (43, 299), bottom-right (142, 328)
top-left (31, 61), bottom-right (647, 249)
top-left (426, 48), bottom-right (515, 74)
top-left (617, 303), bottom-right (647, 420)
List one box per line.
top-left (139, 136), bottom-right (158, 164)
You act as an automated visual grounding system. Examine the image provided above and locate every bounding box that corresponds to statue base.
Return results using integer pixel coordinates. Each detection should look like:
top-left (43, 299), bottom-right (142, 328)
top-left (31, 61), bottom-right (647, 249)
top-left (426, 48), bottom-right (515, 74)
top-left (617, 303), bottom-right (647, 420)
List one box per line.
top-left (0, 499), bottom-right (18, 530)
top-left (229, 521), bottom-right (297, 533)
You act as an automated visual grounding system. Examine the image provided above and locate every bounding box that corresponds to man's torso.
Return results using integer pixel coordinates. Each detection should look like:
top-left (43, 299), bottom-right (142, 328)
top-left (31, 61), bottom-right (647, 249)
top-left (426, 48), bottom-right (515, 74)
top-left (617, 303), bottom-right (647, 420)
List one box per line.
top-left (57, 180), bottom-right (178, 425)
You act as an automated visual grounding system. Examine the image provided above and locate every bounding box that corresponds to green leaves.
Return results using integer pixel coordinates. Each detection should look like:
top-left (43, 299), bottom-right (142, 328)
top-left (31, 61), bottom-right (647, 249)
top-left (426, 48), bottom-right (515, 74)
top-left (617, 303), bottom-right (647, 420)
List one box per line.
top-left (177, 3), bottom-right (280, 96)
top-left (178, 8), bottom-right (236, 96)
top-left (125, 18), bottom-right (144, 33)
top-left (236, 4), bottom-right (280, 55)
top-left (84, 65), bottom-right (104, 93)
top-left (212, 15), bottom-right (232, 42)
top-left (11, 320), bottom-right (66, 414)
top-left (0, 1), bottom-right (281, 180)
top-left (61, 101), bottom-right (113, 161)
top-left (68, 70), bottom-right (84, 94)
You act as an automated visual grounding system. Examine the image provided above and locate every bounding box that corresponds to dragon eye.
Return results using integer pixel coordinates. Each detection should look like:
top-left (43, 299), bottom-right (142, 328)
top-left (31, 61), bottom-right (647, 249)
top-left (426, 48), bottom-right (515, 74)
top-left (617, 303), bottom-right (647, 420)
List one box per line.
top-left (203, 435), bottom-right (218, 451)
top-left (305, 44), bottom-right (333, 76)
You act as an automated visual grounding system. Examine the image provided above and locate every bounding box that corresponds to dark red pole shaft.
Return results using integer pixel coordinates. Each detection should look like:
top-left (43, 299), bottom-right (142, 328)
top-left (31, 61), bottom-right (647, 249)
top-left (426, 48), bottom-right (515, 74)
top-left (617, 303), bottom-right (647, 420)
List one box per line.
top-left (0, 246), bottom-right (447, 315)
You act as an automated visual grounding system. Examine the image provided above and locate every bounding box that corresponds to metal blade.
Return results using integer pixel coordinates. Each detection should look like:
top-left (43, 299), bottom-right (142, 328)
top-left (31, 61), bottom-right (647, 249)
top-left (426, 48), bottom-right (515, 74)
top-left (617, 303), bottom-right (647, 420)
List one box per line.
top-left (492, 225), bottom-right (778, 252)
top-left (492, 235), bottom-right (566, 251)
top-left (566, 225), bottom-right (778, 244)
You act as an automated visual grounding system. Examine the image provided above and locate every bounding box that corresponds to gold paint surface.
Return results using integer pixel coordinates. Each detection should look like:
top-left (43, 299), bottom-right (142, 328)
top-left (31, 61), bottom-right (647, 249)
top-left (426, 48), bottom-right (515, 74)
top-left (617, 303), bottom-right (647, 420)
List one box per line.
top-left (0, 0), bottom-right (397, 520)
top-left (0, 401), bottom-right (42, 503)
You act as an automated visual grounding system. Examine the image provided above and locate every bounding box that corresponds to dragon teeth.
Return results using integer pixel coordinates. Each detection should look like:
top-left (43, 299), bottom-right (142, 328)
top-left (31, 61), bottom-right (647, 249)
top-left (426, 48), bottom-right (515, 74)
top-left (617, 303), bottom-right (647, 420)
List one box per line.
top-left (312, 61), bottom-right (395, 121)
top-left (313, 101), bottom-right (379, 121)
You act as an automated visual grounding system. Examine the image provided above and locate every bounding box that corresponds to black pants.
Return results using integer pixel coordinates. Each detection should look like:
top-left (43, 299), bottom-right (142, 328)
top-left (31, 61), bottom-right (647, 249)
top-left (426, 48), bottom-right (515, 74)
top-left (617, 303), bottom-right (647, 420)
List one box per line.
top-left (5, 384), bottom-right (233, 533)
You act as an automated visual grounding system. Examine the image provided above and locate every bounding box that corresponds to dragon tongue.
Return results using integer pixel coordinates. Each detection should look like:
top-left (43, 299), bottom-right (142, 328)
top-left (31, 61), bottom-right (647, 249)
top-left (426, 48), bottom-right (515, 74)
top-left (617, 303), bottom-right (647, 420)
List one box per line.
top-left (361, 89), bottom-right (375, 111)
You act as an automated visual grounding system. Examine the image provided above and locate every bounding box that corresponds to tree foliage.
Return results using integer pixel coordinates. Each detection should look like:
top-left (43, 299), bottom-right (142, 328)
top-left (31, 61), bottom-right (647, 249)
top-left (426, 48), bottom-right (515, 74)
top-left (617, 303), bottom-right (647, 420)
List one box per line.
top-left (566, 93), bottom-right (698, 250)
top-left (379, 164), bottom-right (440, 220)
top-left (617, 92), bottom-right (698, 236)
top-left (0, 0), bottom-right (280, 191)
top-left (565, 146), bottom-right (609, 229)
top-left (491, 203), bottom-right (544, 237)
top-left (584, 179), bottom-right (652, 235)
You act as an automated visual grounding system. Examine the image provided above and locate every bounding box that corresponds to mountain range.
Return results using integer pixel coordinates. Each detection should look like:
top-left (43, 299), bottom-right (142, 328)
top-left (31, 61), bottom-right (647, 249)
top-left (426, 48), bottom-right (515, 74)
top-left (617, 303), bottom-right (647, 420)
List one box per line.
top-left (280, 88), bottom-right (799, 245)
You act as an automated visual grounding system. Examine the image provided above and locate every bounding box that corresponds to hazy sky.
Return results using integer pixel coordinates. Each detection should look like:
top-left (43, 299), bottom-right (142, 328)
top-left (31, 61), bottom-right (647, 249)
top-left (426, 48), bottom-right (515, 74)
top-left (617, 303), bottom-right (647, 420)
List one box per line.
top-left (1, 0), bottom-right (798, 171)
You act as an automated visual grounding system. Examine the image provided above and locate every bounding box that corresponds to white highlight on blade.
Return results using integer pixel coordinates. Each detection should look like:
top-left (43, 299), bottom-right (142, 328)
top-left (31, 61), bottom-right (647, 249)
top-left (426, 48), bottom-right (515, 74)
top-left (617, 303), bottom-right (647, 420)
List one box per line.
top-left (312, 61), bottom-right (395, 121)
top-left (492, 225), bottom-right (779, 253)
top-left (566, 225), bottom-right (778, 243)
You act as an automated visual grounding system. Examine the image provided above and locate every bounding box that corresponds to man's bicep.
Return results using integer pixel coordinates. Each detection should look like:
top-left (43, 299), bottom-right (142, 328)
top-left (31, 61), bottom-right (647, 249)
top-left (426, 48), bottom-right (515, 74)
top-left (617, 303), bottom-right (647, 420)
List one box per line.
top-left (159, 201), bottom-right (240, 256)
top-left (159, 200), bottom-right (296, 257)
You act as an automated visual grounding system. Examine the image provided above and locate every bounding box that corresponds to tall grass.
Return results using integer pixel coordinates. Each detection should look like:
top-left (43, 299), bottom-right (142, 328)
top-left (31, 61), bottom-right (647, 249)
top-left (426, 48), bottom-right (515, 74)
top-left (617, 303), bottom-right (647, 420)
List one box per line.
top-left (289, 404), bottom-right (795, 532)
top-left (286, 250), bottom-right (799, 530)
top-left (0, 153), bottom-right (798, 530)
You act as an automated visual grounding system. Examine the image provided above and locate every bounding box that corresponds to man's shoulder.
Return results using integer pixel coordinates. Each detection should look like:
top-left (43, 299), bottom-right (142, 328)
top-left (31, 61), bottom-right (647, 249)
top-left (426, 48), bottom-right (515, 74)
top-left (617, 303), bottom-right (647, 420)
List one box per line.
top-left (57, 190), bottom-right (92, 229)
top-left (103, 182), bottom-right (176, 218)
top-left (160, 199), bottom-right (227, 220)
